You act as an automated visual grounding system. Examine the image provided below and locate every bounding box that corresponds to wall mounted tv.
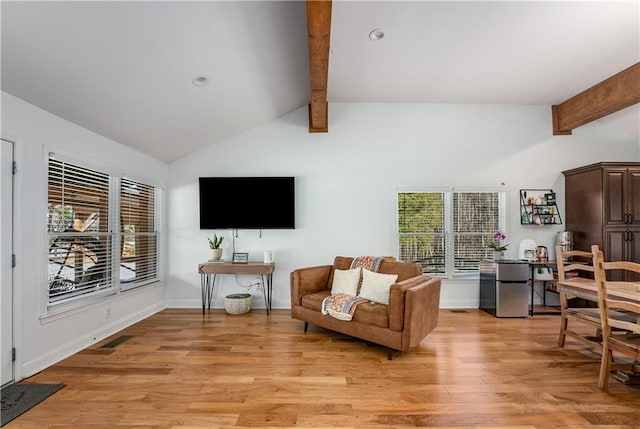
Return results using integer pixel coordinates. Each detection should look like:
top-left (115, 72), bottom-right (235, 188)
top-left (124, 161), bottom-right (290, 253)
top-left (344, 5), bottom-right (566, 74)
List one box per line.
top-left (199, 177), bottom-right (295, 229)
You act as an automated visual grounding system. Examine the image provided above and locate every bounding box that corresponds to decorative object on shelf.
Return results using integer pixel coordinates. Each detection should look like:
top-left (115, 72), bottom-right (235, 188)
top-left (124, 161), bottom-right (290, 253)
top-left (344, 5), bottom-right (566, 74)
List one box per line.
top-left (520, 189), bottom-right (562, 225)
top-left (207, 233), bottom-right (224, 260)
top-left (493, 251), bottom-right (504, 260)
top-left (224, 293), bottom-right (252, 315)
top-left (232, 252), bottom-right (249, 264)
top-left (535, 245), bottom-right (549, 262)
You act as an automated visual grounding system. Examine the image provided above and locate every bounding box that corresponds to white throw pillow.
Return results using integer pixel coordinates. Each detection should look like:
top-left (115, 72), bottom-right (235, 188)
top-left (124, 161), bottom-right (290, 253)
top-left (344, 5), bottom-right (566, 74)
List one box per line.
top-left (330, 268), bottom-right (361, 296)
top-left (358, 269), bottom-right (398, 304)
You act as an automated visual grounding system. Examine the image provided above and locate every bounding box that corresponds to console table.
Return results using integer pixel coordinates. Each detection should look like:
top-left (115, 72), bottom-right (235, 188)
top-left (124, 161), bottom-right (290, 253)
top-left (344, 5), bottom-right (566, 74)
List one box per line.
top-left (197, 262), bottom-right (275, 315)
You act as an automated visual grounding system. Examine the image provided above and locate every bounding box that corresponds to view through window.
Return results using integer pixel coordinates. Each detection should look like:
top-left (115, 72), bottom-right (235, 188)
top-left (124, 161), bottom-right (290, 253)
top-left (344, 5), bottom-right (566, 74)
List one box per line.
top-left (47, 157), bottom-right (159, 307)
top-left (398, 191), bottom-right (506, 276)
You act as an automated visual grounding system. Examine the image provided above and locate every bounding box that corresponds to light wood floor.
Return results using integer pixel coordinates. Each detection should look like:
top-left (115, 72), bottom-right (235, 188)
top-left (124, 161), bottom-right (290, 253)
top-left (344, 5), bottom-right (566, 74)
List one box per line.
top-left (6, 309), bottom-right (640, 428)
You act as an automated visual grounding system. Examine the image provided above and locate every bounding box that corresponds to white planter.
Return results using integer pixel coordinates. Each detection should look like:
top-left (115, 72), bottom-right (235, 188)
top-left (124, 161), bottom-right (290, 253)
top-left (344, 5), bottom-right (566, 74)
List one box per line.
top-left (209, 248), bottom-right (223, 260)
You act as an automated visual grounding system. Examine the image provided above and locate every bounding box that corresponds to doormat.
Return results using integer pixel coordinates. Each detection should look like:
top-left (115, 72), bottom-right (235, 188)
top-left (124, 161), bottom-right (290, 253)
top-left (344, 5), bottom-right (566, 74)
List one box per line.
top-left (0, 383), bottom-right (65, 426)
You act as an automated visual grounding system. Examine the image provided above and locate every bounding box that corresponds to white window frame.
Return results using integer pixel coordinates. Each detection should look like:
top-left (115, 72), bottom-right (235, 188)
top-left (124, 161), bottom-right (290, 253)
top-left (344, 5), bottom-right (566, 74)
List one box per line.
top-left (397, 188), bottom-right (506, 278)
top-left (45, 152), bottom-right (161, 313)
top-left (119, 177), bottom-right (160, 291)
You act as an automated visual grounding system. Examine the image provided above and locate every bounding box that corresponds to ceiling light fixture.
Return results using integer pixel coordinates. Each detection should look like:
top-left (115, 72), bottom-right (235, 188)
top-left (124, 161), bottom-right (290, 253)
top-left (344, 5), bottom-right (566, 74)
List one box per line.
top-left (192, 75), bottom-right (210, 87)
top-left (368, 28), bottom-right (385, 41)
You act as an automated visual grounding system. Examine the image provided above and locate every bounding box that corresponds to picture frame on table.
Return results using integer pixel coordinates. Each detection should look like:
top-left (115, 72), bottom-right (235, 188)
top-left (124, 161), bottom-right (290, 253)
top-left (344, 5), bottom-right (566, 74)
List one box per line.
top-left (232, 252), bottom-right (249, 264)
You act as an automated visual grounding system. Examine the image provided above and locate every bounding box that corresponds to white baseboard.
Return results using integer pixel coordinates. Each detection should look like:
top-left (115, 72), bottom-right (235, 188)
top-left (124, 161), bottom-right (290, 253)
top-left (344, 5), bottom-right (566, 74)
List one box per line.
top-left (20, 302), bottom-right (165, 379)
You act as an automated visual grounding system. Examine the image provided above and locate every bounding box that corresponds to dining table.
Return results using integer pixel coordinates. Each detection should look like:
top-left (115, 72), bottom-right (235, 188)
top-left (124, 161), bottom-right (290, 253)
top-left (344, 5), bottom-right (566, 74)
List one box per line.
top-left (556, 277), bottom-right (640, 383)
top-left (556, 277), bottom-right (640, 304)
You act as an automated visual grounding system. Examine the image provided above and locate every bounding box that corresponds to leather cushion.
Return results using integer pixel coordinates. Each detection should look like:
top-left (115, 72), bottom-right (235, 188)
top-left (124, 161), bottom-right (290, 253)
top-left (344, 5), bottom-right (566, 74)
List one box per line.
top-left (300, 290), bottom-right (389, 329)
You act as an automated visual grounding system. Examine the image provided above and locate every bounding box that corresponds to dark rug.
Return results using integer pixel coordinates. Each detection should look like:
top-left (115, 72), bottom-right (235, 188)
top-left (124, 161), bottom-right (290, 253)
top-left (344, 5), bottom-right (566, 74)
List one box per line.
top-left (1, 383), bottom-right (65, 426)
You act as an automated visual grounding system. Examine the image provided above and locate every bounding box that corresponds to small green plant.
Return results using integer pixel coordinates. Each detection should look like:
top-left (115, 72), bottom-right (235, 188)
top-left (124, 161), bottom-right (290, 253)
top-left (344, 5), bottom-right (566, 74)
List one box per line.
top-left (207, 233), bottom-right (224, 249)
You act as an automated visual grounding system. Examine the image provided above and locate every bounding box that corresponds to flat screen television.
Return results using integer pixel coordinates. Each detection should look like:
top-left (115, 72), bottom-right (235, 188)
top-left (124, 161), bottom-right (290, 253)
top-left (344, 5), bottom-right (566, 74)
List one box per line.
top-left (199, 177), bottom-right (295, 229)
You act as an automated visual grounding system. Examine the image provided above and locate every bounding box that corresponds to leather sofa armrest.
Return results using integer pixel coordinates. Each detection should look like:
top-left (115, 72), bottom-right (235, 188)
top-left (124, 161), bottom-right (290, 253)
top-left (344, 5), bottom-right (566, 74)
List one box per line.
top-left (402, 277), bottom-right (441, 349)
top-left (388, 275), bottom-right (430, 331)
top-left (290, 265), bottom-right (333, 306)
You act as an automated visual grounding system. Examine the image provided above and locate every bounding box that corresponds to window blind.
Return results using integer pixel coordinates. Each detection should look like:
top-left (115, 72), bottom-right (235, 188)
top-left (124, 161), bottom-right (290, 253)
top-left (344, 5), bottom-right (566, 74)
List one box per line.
top-left (120, 178), bottom-right (159, 288)
top-left (47, 158), bottom-right (114, 304)
top-left (398, 190), bottom-right (505, 276)
top-left (398, 192), bottom-right (446, 275)
top-left (453, 192), bottom-right (501, 273)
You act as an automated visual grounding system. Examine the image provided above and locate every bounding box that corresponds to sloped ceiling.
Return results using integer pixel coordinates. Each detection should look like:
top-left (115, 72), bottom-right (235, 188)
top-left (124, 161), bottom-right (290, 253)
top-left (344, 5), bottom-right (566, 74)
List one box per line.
top-left (2, 1), bottom-right (639, 163)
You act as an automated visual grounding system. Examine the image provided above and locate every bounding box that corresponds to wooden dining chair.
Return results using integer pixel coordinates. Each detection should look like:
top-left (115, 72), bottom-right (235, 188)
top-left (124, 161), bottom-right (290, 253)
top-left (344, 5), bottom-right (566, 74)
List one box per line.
top-left (555, 245), bottom-right (601, 350)
top-left (593, 247), bottom-right (640, 389)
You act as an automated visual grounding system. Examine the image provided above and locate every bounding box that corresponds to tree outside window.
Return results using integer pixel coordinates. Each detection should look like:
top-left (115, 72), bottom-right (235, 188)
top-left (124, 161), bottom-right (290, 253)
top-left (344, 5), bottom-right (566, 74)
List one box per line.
top-left (398, 191), bottom-right (506, 277)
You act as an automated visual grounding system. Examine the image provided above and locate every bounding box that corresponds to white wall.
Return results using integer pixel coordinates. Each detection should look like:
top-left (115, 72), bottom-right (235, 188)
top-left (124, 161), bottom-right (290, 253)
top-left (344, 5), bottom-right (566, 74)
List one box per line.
top-left (167, 103), bottom-right (639, 310)
top-left (1, 92), bottom-right (169, 380)
top-left (2, 94), bottom-right (636, 379)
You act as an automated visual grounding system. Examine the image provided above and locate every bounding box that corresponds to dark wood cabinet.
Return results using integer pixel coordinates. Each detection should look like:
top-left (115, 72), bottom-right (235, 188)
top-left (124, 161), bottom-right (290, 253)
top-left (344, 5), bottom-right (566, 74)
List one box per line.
top-left (564, 162), bottom-right (640, 281)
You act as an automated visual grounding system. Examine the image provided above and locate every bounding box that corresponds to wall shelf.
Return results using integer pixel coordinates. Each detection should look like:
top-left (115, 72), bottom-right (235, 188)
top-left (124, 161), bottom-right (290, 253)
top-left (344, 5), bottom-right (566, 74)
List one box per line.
top-left (520, 189), bottom-right (562, 225)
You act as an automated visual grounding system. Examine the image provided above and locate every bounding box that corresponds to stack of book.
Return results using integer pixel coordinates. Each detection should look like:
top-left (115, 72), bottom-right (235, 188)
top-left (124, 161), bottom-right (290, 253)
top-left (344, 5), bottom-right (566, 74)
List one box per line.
top-left (207, 259), bottom-right (225, 263)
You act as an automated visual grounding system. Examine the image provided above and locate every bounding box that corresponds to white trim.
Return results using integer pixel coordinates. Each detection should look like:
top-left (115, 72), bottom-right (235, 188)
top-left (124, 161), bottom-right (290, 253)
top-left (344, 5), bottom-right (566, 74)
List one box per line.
top-left (397, 189), bottom-right (507, 278)
top-left (43, 150), bottom-right (163, 316)
top-left (4, 135), bottom-right (25, 382)
top-left (24, 301), bottom-right (165, 379)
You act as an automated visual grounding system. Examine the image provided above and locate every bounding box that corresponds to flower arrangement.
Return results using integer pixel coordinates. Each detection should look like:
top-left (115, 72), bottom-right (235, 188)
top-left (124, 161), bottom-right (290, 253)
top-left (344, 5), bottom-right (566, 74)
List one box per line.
top-left (488, 231), bottom-right (508, 252)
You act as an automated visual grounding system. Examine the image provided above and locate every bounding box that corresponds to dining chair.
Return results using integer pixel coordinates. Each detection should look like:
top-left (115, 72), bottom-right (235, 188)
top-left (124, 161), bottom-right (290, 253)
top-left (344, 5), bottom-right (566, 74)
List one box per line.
top-left (555, 245), bottom-right (601, 350)
top-left (593, 247), bottom-right (640, 389)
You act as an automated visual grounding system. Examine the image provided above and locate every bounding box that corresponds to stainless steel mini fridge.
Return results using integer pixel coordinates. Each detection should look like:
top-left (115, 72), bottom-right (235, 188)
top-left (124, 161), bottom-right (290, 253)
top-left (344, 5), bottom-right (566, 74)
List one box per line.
top-left (479, 259), bottom-right (529, 317)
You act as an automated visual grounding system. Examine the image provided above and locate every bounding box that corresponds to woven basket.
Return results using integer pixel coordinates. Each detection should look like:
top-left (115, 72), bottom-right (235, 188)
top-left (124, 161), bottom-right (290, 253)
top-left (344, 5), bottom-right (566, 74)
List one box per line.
top-left (224, 293), bottom-right (252, 315)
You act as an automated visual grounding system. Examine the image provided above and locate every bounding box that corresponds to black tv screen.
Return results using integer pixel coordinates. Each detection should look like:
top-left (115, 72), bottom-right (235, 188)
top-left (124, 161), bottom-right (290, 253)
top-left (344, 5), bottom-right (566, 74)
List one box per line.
top-left (199, 177), bottom-right (295, 229)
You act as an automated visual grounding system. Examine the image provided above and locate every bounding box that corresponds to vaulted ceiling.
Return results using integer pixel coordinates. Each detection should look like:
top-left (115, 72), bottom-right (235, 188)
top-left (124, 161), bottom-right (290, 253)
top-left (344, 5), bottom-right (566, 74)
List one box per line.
top-left (2, 1), bottom-right (639, 163)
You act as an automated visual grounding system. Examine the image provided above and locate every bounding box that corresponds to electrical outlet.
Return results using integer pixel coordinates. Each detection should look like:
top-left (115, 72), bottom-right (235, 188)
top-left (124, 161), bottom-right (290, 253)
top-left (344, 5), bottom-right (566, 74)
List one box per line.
top-left (106, 308), bottom-right (111, 319)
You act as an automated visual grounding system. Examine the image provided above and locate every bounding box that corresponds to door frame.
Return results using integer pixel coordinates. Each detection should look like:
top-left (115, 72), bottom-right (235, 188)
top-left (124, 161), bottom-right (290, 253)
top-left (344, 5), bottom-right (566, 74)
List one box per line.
top-left (1, 138), bottom-right (15, 387)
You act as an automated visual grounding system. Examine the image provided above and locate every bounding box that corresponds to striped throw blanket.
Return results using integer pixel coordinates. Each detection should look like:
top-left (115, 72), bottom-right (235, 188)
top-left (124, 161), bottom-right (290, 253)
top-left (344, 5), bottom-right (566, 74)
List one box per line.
top-left (350, 256), bottom-right (386, 273)
top-left (321, 256), bottom-right (389, 321)
top-left (321, 293), bottom-right (367, 321)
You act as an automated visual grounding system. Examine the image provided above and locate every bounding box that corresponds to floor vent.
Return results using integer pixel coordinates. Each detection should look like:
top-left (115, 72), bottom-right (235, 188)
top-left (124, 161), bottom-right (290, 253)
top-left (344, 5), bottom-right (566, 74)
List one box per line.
top-left (449, 309), bottom-right (469, 313)
top-left (99, 335), bottom-right (134, 349)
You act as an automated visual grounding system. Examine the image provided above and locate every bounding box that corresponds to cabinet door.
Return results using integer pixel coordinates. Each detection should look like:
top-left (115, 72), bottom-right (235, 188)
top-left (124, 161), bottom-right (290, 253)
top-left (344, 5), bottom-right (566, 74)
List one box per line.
top-left (629, 168), bottom-right (640, 227)
top-left (629, 228), bottom-right (640, 263)
top-left (603, 227), bottom-right (627, 281)
top-left (603, 168), bottom-right (626, 226)
top-left (625, 229), bottom-right (640, 281)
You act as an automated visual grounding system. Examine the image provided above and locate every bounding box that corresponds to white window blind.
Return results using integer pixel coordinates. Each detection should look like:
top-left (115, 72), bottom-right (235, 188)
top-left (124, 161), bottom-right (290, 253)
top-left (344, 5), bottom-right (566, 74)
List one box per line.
top-left (398, 192), bottom-right (445, 274)
top-left (47, 158), bottom-right (114, 304)
top-left (398, 191), bottom-right (505, 277)
top-left (120, 178), bottom-right (159, 288)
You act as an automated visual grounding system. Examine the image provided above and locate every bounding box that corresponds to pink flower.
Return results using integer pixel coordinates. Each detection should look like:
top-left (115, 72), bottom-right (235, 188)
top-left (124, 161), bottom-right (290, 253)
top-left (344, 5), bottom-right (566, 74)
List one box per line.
top-left (488, 231), bottom-right (508, 252)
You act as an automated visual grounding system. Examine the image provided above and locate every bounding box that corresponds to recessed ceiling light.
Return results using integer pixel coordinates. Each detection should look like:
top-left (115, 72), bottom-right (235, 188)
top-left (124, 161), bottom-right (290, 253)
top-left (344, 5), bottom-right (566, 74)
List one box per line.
top-left (192, 75), bottom-right (210, 87)
top-left (369, 28), bottom-right (385, 41)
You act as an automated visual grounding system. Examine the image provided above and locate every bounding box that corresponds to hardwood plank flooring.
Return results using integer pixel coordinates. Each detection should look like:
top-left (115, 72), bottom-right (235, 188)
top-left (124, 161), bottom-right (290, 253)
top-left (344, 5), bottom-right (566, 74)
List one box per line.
top-left (6, 309), bottom-right (639, 428)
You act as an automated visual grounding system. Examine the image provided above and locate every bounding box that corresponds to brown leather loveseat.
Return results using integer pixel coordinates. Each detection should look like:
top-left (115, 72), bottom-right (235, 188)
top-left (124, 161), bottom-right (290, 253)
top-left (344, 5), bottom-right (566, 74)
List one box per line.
top-left (290, 256), bottom-right (441, 359)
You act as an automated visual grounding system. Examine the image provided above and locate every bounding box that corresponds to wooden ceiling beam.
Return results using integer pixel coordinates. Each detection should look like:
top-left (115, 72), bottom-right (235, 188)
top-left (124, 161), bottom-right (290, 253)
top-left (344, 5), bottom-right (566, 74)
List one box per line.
top-left (306, 0), bottom-right (332, 133)
top-left (552, 62), bottom-right (640, 135)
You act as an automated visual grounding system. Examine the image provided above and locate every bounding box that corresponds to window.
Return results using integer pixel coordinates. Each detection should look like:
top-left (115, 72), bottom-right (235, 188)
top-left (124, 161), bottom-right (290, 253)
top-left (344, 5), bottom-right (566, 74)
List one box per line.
top-left (120, 178), bottom-right (159, 288)
top-left (398, 190), bottom-right (505, 277)
top-left (47, 156), bottom-right (159, 307)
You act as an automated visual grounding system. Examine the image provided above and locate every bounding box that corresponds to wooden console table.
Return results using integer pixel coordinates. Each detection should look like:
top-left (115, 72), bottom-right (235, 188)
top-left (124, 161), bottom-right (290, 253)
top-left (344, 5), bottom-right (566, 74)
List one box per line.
top-left (197, 262), bottom-right (275, 315)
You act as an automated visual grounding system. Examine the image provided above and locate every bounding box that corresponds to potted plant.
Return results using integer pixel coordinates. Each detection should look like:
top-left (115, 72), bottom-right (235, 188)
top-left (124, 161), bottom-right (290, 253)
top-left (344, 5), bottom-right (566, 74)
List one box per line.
top-left (207, 233), bottom-right (224, 261)
top-left (487, 231), bottom-right (508, 260)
